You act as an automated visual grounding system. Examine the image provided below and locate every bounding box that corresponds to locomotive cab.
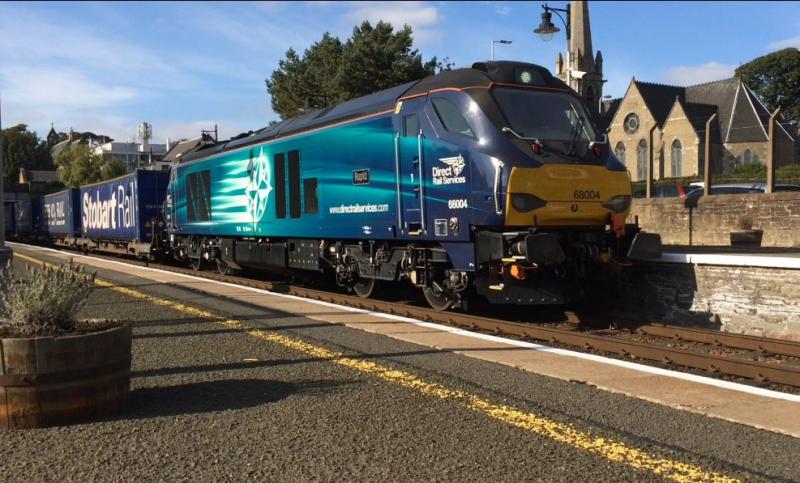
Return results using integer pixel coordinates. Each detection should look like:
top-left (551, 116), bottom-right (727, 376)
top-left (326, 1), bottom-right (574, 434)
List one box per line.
top-left (439, 61), bottom-right (659, 305)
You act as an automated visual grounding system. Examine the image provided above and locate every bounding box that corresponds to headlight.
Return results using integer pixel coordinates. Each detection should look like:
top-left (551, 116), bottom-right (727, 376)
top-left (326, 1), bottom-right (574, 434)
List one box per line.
top-left (510, 193), bottom-right (547, 212)
top-left (602, 195), bottom-right (632, 213)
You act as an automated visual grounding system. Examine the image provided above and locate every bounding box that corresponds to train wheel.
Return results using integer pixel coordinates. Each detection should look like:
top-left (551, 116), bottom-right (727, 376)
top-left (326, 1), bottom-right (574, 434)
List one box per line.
top-left (351, 277), bottom-right (377, 299)
top-left (190, 257), bottom-right (203, 271)
top-left (216, 259), bottom-right (238, 276)
top-left (422, 284), bottom-right (455, 311)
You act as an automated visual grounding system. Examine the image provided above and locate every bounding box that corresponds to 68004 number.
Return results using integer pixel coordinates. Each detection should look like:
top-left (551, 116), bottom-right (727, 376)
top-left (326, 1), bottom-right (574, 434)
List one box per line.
top-left (448, 199), bottom-right (468, 209)
top-left (573, 190), bottom-right (600, 200)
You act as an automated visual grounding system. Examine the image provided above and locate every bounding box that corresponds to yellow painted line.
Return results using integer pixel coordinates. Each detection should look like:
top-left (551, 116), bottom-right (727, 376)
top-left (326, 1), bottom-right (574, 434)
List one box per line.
top-left (12, 252), bottom-right (738, 482)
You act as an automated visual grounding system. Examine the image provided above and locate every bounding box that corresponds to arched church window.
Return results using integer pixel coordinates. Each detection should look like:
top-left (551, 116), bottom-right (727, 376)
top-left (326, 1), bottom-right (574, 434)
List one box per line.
top-left (637, 139), bottom-right (647, 180)
top-left (671, 139), bottom-right (682, 177)
top-left (585, 86), bottom-right (595, 110)
top-left (614, 142), bottom-right (626, 164)
top-left (743, 149), bottom-right (752, 164)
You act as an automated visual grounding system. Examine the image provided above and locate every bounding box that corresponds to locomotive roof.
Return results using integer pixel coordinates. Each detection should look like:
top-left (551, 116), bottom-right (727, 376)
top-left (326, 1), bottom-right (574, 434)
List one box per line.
top-left (180, 61), bottom-right (567, 163)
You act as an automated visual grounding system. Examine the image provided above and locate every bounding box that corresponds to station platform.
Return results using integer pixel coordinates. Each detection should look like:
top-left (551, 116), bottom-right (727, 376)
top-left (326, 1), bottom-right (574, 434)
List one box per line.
top-left (3, 242), bottom-right (799, 481)
top-left (623, 244), bottom-right (800, 341)
top-left (659, 245), bottom-right (800, 269)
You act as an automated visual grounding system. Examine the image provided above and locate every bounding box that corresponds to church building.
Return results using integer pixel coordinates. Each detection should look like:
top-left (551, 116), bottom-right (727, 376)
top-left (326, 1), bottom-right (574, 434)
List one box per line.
top-left (560, 1), bottom-right (797, 181)
top-left (603, 78), bottom-right (796, 181)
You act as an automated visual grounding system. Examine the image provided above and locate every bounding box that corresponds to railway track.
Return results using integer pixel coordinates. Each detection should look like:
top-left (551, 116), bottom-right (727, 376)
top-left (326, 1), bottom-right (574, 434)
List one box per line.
top-left (15, 243), bottom-right (800, 390)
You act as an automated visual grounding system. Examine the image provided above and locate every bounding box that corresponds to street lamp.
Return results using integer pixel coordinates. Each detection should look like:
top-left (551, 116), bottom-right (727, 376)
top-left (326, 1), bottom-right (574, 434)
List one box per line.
top-left (534, 3), bottom-right (570, 42)
top-left (0, 92), bottom-right (12, 265)
top-left (491, 40), bottom-right (512, 60)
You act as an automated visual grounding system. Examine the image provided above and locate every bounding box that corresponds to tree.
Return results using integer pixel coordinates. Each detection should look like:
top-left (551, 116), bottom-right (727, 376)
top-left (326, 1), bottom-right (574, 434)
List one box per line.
top-left (735, 48), bottom-right (800, 128)
top-left (266, 21), bottom-right (445, 120)
top-left (266, 33), bottom-right (343, 119)
top-left (1, 124), bottom-right (53, 185)
top-left (336, 21), bottom-right (439, 100)
top-left (53, 144), bottom-right (124, 188)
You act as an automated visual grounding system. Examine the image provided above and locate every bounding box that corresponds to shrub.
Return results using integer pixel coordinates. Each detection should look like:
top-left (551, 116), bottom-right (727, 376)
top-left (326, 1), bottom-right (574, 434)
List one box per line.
top-left (0, 260), bottom-right (96, 337)
top-left (777, 163), bottom-right (800, 181)
top-left (736, 216), bottom-right (754, 231)
top-left (726, 162), bottom-right (766, 180)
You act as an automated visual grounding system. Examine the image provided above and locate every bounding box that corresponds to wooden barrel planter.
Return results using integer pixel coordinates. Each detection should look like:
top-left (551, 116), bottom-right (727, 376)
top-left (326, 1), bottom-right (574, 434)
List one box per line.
top-left (0, 323), bottom-right (131, 429)
top-left (730, 229), bottom-right (764, 248)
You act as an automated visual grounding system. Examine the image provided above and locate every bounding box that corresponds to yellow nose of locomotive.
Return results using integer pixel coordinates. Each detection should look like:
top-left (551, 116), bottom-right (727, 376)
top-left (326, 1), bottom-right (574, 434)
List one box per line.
top-left (505, 165), bottom-right (632, 227)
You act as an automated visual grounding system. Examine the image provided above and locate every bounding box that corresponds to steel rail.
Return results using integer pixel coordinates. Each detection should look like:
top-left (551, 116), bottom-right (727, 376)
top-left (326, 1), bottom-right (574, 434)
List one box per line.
top-left (138, 260), bottom-right (800, 387)
top-left (16, 244), bottom-right (800, 387)
top-left (629, 324), bottom-right (800, 359)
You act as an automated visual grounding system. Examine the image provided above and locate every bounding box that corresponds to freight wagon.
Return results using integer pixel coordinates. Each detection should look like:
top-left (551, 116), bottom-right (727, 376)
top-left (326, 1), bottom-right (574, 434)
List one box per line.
top-left (76, 170), bottom-right (169, 257)
top-left (40, 188), bottom-right (81, 245)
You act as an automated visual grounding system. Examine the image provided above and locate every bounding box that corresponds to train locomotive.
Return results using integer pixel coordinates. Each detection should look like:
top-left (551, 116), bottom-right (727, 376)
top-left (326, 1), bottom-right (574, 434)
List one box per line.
top-left (163, 60), bottom-right (660, 310)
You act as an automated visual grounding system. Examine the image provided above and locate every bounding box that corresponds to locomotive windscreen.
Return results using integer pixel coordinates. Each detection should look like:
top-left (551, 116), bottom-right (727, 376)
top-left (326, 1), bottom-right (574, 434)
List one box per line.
top-left (493, 88), bottom-right (597, 142)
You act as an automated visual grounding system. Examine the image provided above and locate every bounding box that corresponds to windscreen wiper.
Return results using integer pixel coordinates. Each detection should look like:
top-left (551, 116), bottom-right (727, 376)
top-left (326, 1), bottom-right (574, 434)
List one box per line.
top-left (501, 126), bottom-right (542, 145)
top-left (567, 116), bottom-right (584, 157)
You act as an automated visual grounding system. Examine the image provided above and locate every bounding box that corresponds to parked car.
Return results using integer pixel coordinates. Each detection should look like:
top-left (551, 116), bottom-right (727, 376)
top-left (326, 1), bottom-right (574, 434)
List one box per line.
top-left (684, 183), bottom-right (800, 206)
top-left (632, 184), bottom-right (700, 198)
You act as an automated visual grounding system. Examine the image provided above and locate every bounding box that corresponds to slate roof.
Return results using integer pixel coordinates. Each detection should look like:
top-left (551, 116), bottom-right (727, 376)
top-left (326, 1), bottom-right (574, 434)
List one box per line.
top-left (629, 76), bottom-right (795, 144)
top-left (163, 138), bottom-right (205, 163)
top-left (19, 169), bottom-right (60, 184)
top-left (684, 77), bottom-right (739, 141)
top-left (680, 101), bottom-right (719, 141)
top-left (632, 80), bottom-right (685, 126)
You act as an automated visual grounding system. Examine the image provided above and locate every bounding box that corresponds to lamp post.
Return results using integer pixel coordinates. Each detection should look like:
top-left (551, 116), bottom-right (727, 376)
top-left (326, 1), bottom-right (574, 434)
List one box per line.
top-left (0, 92), bottom-right (12, 265)
top-left (491, 39), bottom-right (512, 60)
top-left (533, 3), bottom-right (570, 42)
top-left (534, 3), bottom-right (578, 92)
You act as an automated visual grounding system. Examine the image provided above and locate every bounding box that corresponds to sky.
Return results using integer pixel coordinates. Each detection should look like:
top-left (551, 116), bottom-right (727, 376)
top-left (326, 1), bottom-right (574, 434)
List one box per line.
top-left (1, 1), bottom-right (798, 145)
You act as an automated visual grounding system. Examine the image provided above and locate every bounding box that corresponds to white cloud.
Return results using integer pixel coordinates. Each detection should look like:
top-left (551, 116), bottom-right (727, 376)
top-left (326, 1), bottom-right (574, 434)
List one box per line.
top-left (1, 68), bottom-right (137, 108)
top-left (0, 5), bottom-right (273, 143)
top-left (183, 4), bottom-right (315, 54)
top-left (344, 1), bottom-right (442, 44)
top-left (662, 62), bottom-right (735, 86)
top-left (494, 5), bottom-right (511, 16)
top-left (0, 11), bottom-right (201, 91)
top-left (767, 36), bottom-right (800, 51)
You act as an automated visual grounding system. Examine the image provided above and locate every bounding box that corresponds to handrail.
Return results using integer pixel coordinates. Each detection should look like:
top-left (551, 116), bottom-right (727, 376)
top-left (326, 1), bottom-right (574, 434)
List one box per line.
top-left (394, 133), bottom-right (403, 233)
top-left (417, 130), bottom-right (426, 234)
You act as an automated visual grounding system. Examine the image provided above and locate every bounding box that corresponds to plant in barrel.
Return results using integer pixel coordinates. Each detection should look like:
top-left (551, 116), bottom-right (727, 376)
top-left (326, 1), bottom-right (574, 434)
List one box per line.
top-left (0, 260), bottom-right (131, 429)
top-left (730, 215), bottom-right (763, 248)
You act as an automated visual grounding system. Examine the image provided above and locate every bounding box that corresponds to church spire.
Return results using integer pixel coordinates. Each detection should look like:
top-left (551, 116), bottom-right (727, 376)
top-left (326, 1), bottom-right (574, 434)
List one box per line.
top-left (569, 0), bottom-right (595, 72)
top-left (553, 0), bottom-right (604, 112)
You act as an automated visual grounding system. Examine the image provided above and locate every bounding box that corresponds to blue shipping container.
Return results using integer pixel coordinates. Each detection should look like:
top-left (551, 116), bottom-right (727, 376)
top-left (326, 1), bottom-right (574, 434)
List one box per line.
top-left (41, 189), bottom-right (81, 237)
top-left (80, 170), bottom-right (169, 241)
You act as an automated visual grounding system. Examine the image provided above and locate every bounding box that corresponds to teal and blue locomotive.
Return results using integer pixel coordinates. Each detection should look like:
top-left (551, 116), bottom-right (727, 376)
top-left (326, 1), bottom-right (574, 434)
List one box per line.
top-left (165, 61), bottom-right (658, 309)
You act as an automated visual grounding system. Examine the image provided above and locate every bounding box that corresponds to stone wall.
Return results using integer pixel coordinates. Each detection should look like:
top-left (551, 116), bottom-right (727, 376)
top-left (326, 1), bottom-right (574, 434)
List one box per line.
top-left (620, 262), bottom-right (800, 341)
top-left (630, 192), bottom-right (800, 247)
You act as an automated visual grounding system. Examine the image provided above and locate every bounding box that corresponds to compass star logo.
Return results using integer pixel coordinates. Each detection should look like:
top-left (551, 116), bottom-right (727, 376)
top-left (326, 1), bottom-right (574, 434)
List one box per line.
top-left (245, 147), bottom-right (272, 222)
top-left (439, 154), bottom-right (465, 176)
